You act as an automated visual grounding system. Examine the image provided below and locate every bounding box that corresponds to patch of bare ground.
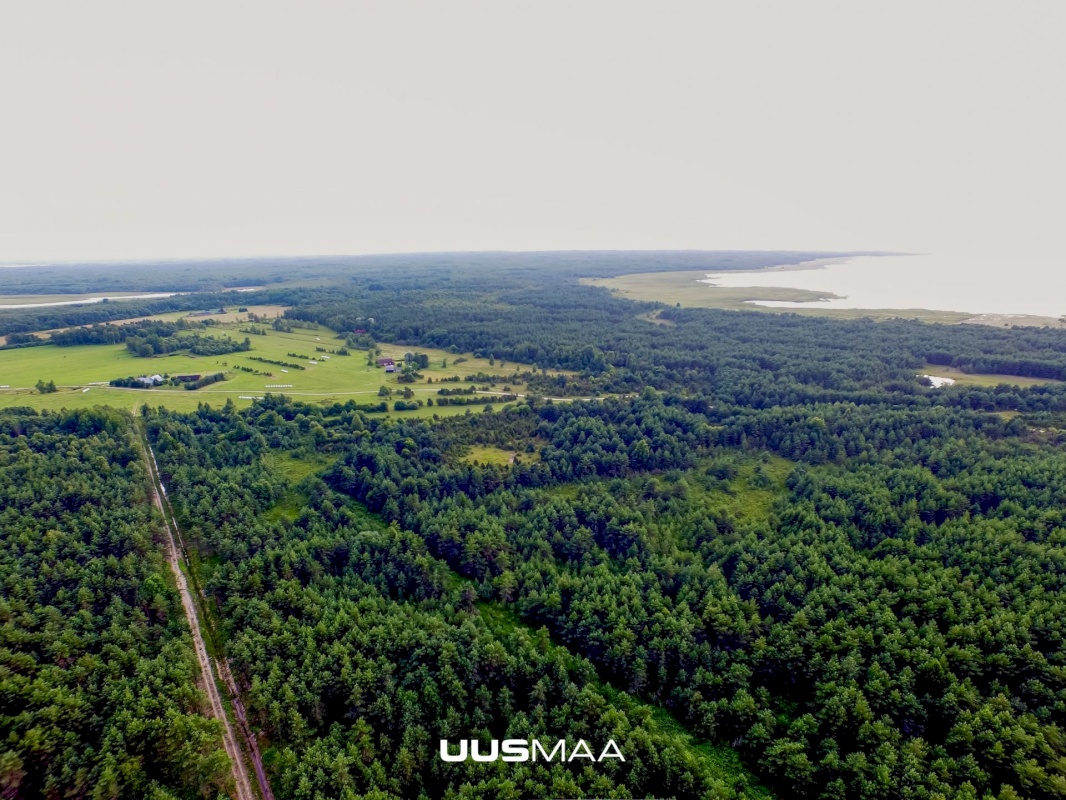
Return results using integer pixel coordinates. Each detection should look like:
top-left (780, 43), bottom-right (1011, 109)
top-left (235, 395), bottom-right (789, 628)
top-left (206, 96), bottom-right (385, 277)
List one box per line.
top-left (961, 313), bottom-right (1066, 329)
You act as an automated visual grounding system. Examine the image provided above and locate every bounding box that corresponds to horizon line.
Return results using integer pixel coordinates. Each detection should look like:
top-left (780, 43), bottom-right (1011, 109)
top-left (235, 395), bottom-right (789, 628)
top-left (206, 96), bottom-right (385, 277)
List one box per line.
top-left (0, 248), bottom-right (903, 268)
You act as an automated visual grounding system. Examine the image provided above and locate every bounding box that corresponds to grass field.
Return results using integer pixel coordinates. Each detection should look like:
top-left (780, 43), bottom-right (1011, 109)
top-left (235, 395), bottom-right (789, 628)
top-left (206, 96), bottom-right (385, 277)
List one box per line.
top-left (0, 318), bottom-right (543, 416)
top-left (459, 444), bottom-right (543, 466)
top-left (920, 363), bottom-right (1062, 388)
top-left (261, 451), bottom-right (339, 523)
top-left (461, 445), bottom-right (520, 465)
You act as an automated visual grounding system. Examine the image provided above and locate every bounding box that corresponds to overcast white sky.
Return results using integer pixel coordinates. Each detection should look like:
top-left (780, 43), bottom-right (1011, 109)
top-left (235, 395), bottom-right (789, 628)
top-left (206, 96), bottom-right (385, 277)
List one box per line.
top-left (1, 1), bottom-right (1063, 262)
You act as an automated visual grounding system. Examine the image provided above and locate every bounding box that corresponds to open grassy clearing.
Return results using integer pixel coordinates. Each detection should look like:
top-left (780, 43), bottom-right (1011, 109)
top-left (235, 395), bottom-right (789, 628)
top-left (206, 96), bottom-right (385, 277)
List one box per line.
top-left (461, 444), bottom-right (519, 465)
top-left (459, 443), bottom-right (542, 466)
top-left (0, 318), bottom-right (556, 416)
top-left (920, 363), bottom-right (1062, 387)
top-left (264, 451), bottom-right (337, 484)
top-left (261, 451), bottom-right (339, 524)
top-left (691, 455), bottom-right (794, 524)
top-left (582, 270), bottom-right (977, 324)
top-left (543, 453), bottom-right (794, 524)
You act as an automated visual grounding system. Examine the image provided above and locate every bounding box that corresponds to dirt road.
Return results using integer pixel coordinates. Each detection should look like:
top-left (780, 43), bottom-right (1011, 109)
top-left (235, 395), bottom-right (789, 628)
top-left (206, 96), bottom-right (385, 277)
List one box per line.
top-left (136, 422), bottom-right (272, 800)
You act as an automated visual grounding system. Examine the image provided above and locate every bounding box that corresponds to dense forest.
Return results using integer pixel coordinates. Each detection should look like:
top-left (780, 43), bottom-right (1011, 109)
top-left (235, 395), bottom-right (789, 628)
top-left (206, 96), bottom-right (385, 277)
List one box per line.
top-left (6, 252), bottom-right (1066, 798)
top-left (0, 407), bottom-right (230, 798)
top-left (0, 252), bottom-right (843, 336)
top-left (138, 385), bottom-right (1066, 799)
top-left (144, 400), bottom-right (760, 800)
top-left (0, 252), bottom-right (847, 299)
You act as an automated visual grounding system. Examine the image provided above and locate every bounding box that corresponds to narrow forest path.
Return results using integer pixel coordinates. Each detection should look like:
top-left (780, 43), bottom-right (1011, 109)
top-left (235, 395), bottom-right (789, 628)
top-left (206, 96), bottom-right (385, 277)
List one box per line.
top-left (134, 419), bottom-right (273, 800)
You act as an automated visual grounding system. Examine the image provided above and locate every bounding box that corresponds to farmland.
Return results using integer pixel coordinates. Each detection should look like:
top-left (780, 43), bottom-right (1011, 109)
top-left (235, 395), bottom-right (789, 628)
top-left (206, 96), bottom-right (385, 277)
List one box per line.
top-left (0, 315), bottom-right (539, 415)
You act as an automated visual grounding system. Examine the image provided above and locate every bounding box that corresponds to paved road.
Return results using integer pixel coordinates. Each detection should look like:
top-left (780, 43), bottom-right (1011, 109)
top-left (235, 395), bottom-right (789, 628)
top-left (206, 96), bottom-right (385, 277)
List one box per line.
top-left (136, 423), bottom-right (272, 800)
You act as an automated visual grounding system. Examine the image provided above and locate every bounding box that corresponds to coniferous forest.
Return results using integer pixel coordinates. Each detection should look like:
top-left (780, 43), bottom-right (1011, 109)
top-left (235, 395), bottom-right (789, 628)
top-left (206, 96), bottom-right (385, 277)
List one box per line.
top-left (4, 254), bottom-right (1066, 799)
top-left (0, 408), bottom-right (230, 797)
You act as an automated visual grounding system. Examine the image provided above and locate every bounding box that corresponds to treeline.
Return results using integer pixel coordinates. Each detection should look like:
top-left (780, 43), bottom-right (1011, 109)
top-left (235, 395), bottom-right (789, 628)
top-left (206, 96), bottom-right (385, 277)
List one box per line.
top-left (0, 407), bottom-right (230, 798)
top-left (248, 356), bottom-right (305, 370)
top-left (0, 332), bottom-right (46, 350)
top-left (47, 318), bottom-right (251, 358)
top-left (51, 319), bottom-right (193, 346)
top-left (0, 291), bottom-right (278, 336)
top-left (434, 394), bottom-right (517, 407)
top-left (127, 334), bottom-right (249, 358)
top-left (184, 372), bottom-right (226, 390)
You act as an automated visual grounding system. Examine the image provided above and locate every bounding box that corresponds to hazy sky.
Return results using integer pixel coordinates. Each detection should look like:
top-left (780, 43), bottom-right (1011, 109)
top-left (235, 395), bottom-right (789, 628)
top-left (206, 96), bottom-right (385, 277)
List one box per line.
top-left (1, 1), bottom-right (1063, 262)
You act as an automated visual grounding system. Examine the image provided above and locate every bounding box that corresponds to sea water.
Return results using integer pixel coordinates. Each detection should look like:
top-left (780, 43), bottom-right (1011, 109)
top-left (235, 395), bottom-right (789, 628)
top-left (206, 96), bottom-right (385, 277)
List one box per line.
top-left (702, 254), bottom-right (1066, 318)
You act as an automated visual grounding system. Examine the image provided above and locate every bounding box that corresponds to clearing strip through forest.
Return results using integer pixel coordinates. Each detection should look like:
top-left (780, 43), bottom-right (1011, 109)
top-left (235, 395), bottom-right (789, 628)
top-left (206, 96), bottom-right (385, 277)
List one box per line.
top-left (134, 419), bottom-right (273, 800)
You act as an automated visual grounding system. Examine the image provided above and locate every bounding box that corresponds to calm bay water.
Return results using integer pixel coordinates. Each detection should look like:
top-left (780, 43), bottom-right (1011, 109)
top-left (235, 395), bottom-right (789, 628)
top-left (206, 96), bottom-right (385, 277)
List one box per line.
top-left (0, 292), bottom-right (179, 309)
top-left (702, 254), bottom-right (1066, 318)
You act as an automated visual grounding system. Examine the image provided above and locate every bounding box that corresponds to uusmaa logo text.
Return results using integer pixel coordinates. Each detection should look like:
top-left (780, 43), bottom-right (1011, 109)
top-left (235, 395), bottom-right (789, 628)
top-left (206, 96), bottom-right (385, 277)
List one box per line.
top-left (439, 739), bottom-right (625, 763)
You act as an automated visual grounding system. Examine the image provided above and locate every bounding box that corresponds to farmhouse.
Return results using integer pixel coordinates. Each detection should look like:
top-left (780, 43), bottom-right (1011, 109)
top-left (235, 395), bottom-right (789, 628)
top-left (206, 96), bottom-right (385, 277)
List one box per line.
top-left (376, 357), bottom-right (395, 367)
top-left (136, 374), bottom-right (164, 386)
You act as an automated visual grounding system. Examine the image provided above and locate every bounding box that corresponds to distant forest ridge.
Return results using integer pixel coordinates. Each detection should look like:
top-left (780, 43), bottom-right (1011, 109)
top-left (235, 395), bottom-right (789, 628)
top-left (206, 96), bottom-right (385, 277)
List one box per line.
top-left (0, 250), bottom-right (881, 296)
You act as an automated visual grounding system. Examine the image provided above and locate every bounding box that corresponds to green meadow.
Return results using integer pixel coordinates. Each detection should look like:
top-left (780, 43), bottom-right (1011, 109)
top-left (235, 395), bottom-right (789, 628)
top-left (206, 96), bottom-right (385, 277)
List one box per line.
top-left (919, 362), bottom-right (1062, 388)
top-left (0, 317), bottom-right (534, 415)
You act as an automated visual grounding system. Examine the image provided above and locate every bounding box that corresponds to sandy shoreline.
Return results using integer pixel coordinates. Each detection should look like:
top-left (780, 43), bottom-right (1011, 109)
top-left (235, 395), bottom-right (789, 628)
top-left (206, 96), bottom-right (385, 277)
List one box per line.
top-left (700, 256), bottom-right (854, 283)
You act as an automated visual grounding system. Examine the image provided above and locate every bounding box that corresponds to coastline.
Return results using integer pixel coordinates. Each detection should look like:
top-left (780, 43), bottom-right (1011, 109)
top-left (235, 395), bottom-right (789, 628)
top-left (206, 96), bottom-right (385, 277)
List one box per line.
top-left (585, 257), bottom-right (1066, 328)
top-left (701, 255), bottom-right (856, 282)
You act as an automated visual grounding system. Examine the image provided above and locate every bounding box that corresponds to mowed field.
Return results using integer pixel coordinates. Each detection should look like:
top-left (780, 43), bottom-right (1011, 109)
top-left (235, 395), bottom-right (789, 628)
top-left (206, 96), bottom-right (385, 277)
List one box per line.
top-left (920, 363), bottom-right (1063, 388)
top-left (0, 318), bottom-right (537, 416)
